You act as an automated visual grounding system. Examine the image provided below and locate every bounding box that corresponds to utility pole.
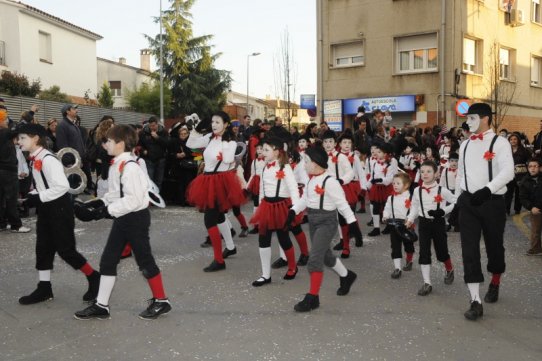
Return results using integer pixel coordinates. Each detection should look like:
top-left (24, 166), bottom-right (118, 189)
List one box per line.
top-left (159, 0), bottom-right (164, 124)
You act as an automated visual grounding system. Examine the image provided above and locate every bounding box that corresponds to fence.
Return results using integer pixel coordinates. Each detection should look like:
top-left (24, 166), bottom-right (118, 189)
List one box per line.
top-left (0, 93), bottom-right (154, 129)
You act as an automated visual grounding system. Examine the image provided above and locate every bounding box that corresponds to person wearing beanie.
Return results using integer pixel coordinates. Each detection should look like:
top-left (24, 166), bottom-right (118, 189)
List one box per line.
top-left (249, 136), bottom-right (301, 286)
top-left (456, 102), bottom-right (514, 321)
top-left (289, 145), bottom-right (360, 312)
top-left (16, 123), bottom-right (100, 306)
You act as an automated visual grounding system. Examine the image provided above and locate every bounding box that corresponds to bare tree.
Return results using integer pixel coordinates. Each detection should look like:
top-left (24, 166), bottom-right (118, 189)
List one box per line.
top-left (273, 28), bottom-right (297, 129)
top-left (485, 42), bottom-right (517, 132)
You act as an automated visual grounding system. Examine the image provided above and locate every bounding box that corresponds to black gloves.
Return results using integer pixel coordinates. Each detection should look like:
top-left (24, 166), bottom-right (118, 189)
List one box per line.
top-left (338, 179), bottom-right (344, 185)
top-left (371, 178), bottom-right (383, 184)
top-left (470, 187), bottom-right (491, 206)
top-left (284, 209), bottom-right (296, 230)
top-left (348, 222), bottom-right (363, 242)
top-left (85, 199), bottom-right (105, 208)
top-left (23, 193), bottom-right (41, 208)
top-left (428, 209), bottom-right (445, 218)
top-left (74, 199), bottom-right (112, 222)
top-left (195, 118), bottom-right (212, 134)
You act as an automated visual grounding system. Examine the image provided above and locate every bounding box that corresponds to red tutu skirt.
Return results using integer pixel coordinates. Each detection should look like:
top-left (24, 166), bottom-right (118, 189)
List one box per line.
top-left (250, 198), bottom-right (303, 232)
top-left (368, 184), bottom-right (393, 203)
top-left (342, 182), bottom-right (361, 206)
top-left (247, 175), bottom-right (260, 195)
top-left (187, 170), bottom-right (246, 212)
top-left (407, 169), bottom-right (417, 181)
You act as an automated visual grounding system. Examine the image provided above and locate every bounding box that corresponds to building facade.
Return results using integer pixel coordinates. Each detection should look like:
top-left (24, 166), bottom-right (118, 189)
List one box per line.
top-left (317, 0), bottom-right (542, 138)
top-left (0, 0), bottom-right (102, 98)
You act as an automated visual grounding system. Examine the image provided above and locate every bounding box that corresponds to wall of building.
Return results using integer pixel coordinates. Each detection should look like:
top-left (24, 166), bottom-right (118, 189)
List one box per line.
top-left (0, 4), bottom-right (22, 73)
top-left (97, 59), bottom-right (152, 108)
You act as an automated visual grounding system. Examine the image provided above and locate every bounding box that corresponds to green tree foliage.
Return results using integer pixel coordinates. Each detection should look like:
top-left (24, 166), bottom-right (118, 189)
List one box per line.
top-left (146, 0), bottom-right (231, 119)
top-left (97, 82), bottom-right (114, 108)
top-left (127, 81), bottom-right (172, 115)
top-left (39, 85), bottom-right (70, 103)
top-left (0, 71), bottom-right (41, 97)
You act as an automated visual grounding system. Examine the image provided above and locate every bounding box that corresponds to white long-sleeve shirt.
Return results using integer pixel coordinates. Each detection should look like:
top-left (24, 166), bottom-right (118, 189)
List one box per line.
top-left (246, 157), bottom-right (266, 187)
top-left (367, 158), bottom-right (397, 188)
top-left (456, 129), bottom-right (514, 196)
top-left (399, 154), bottom-right (415, 171)
top-left (407, 184), bottom-right (455, 222)
top-left (327, 150), bottom-right (354, 184)
top-left (439, 167), bottom-right (458, 191)
top-left (29, 147), bottom-right (69, 202)
top-left (292, 172), bottom-right (356, 224)
top-left (291, 157), bottom-right (309, 187)
top-left (259, 162), bottom-right (300, 203)
top-left (16, 146), bottom-right (29, 178)
top-left (186, 131), bottom-right (236, 172)
top-left (383, 191), bottom-right (412, 220)
top-left (103, 152), bottom-right (150, 218)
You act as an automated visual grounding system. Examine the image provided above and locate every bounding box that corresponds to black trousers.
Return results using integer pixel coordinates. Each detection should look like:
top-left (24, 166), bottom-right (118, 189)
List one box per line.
top-left (458, 192), bottom-right (506, 283)
top-left (36, 193), bottom-right (87, 270)
top-left (390, 223), bottom-right (415, 259)
top-left (505, 178), bottom-right (522, 214)
top-left (0, 170), bottom-right (22, 229)
top-left (418, 217), bottom-right (450, 265)
top-left (100, 208), bottom-right (160, 278)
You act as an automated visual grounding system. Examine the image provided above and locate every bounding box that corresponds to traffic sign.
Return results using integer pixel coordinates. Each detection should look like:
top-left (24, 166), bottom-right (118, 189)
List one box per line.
top-left (455, 100), bottom-right (471, 116)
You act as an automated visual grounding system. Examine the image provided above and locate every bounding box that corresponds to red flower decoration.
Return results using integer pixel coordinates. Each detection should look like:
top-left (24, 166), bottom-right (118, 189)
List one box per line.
top-left (216, 152), bottom-right (223, 161)
top-left (314, 184), bottom-right (325, 195)
top-left (434, 194), bottom-right (443, 204)
top-left (290, 162), bottom-right (297, 170)
top-left (109, 159), bottom-right (115, 165)
top-left (331, 156), bottom-right (338, 164)
top-left (405, 199), bottom-right (412, 209)
top-left (119, 161), bottom-right (126, 173)
top-left (33, 159), bottom-right (42, 172)
top-left (348, 155), bottom-right (354, 164)
top-left (275, 170), bottom-right (286, 180)
top-left (483, 151), bottom-right (495, 161)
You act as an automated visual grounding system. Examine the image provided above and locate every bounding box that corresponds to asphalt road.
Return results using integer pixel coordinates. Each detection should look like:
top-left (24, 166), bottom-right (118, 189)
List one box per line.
top-left (0, 206), bottom-right (541, 361)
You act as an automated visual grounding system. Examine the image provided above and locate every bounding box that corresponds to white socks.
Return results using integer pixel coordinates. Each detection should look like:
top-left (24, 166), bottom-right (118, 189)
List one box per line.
top-left (332, 259), bottom-right (348, 277)
top-left (218, 221), bottom-right (235, 250)
top-left (421, 264), bottom-right (431, 285)
top-left (279, 246), bottom-right (286, 261)
top-left (467, 283), bottom-right (481, 303)
top-left (393, 258), bottom-right (402, 270)
top-left (96, 275), bottom-right (116, 306)
top-left (39, 270), bottom-right (51, 282)
top-left (259, 247), bottom-right (272, 279)
top-left (372, 214), bottom-right (380, 228)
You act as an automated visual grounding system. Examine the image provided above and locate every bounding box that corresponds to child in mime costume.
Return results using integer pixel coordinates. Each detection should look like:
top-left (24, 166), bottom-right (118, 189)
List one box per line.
top-left (74, 125), bottom-right (171, 320)
top-left (17, 124), bottom-right (100, 305)
top-left (289, 145), bottom-right (360, 312)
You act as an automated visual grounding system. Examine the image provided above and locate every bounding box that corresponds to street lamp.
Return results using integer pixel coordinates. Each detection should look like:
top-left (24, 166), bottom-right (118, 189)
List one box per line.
top-left (246, 52), bottom-right (261, 117)
top-left (159, 0), bottom-right (164, 124)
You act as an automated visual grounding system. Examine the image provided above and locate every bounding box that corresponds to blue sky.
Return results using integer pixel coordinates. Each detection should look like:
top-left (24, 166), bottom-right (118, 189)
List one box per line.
top-left (23, 0), bottom-right (317, 103)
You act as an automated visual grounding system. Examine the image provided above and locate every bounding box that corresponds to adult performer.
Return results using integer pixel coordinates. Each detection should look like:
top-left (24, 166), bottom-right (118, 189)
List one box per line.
top-left (456, 103), bottom-right (514, 321)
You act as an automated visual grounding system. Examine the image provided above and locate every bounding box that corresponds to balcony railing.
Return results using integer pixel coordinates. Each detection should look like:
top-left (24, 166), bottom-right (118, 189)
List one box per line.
top-left (0, 40), bottom-right (5, 66)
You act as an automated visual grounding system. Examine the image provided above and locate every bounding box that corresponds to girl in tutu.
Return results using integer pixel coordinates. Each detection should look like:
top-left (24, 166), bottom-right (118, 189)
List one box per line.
top-left (246, 143), bottom-right (265, 234)
top-left (186, 111), bottom-right (246, 272)
top-left (250, 137), bottom-right (300, 286)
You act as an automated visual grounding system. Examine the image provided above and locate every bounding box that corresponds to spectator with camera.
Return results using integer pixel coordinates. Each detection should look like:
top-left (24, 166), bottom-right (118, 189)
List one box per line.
top-left (519, 158), bottom-right (542, 255)
top-left (139, 116), bottom-right (168, 190)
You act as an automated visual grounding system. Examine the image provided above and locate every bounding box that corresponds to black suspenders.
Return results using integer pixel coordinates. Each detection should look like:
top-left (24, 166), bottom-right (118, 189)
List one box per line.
top-left (419, 186), bottom-right (441, 218)
top-left (463, 134), bottom-right (499, 193)
top-left (119, 160), bottom-right (138, 198)
top-left (31, 153), bottom-right (56, 190)
top-left (319, 176), bottom-right (332, 209)
top-left (391, 192), bottom-right (414, 219)
top-left (262, 165), bottom-right (285, 198)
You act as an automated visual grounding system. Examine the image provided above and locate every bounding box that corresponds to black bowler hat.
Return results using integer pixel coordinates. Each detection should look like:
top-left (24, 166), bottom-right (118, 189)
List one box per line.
top-left (305, 145), bottom-right (328, 169)
top-left (466, 103), bottom-right (492, 117)
top-left (16, 123), bottom-right (47, 137)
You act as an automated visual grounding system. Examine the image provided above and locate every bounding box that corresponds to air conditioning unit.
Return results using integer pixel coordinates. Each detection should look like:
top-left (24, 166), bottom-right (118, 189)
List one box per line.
top-left (510, 9), bottom-right (525, 27)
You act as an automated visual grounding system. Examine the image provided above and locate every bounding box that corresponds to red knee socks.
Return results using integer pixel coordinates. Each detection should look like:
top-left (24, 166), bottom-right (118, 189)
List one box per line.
top-left (236, 214), bottom-right (248, 229)
top-left (284, 247), bottom-right (296, 275)
top-left (147, 273), bottom-right (166, 299)
top-left (491, 273), bottom-right (501, 286)
top-left (294, 232), bottom-right (309, 256)
top-left (121, 243), bottom-right (132, 257)
top-left (406, 253), bottom-right (414, 263)
top-left (79, 262), bottom-right (95, 276)
top-left (309, 272), bottom-right (324, 296)
top-left (340, 225), bottom-right (350, 252)
top-left (208, 226), bottom-right (224, 264)
top-left (444, 258), bottom-right (453, 272)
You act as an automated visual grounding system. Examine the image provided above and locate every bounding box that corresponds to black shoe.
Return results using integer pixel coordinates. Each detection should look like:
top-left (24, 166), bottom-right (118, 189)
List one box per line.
top-left (484, 283), bottom-right (499, 303)
top-left (252, 277), bottom-right (271, 287)
top-left (340, 251), bottom-right (350, 259)
top-left (446, 224), bottom-right (452, 232)
top-left (203, 260), bottom-right (226, 272)
top-left (19, 281), bottom-right (54, 305)
top-left (271, 257), bottom-right (288, 269)
top-left (200, 237), bottom-right (211, 248)
top-left (368, 228), bottom-right (380, 237)
top-left (367, 219), bottom-right (374, 227)
top-left (83, 271), bottom-right (100, 302)
top-left (333, 241), bottom-right (344, 251)
top-left (294, 293), bottom-right (320, 312)
top-left (464, 301), bottom-right (483, 321)
top-left (444, 269), bottom-right (454, 285)
top-left (391, 269), bottom-right (402, 279)
top-left (382, 225), bottom-right (391, 235)
top-left (139, 298), bottom-right (172, 320)
top-left (239, 228), bottom-right (249, 238)
top-left (297, 254), bottom-right (309, 266)
top-left (248, 227), bottom-right (259, 234)
top-left (283, 267), bottom-right (298, 280)
top-left (417, 283), bottom-right (432, 296)
top-left (74, 302), bottom-right (110, 320)
top-left (402, 261), bottom-right (413, 272)
top-left (222, 247), bottom-right (237, 259)
top-left (357, 208), bottom-right (366, 214)
top-left (337, 270), bottom-right (357, 296)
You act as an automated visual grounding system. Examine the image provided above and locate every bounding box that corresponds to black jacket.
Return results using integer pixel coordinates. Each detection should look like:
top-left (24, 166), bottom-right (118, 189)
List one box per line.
top-left (139, 124), bottom-right (168, 162)
top-left (0, 128), bottom-right (17, 173)
top-left (56, 117), bottom-right (85, 157)
top-left (519, 174), bottom-right (542, 210)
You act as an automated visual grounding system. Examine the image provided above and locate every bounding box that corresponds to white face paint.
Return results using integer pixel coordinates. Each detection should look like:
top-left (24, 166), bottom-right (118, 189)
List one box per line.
top-left (323, 138), bottom-right (336, 152)
top-left (340, 139), bottom-right (352, 153)
top-left (212, 115), bottom-right (226, 135)
top-left (18, 134), bottom-right (36, 152)
top-left (298, 139), bottom-right (308, 150)
top-left (466, 114), bottom-right (481, 133)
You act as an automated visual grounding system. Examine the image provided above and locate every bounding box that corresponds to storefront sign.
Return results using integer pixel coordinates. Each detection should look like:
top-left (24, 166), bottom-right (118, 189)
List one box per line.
top-left (300, 94), bottom-right (316, 110)
top-left (323, 100), bottom-right (343, 131)
top-left (342, 95), bottom-right (416, 114)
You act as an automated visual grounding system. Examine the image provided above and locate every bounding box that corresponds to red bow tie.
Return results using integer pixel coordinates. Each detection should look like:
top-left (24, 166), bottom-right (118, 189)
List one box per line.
top-left (30, 156), bottom-right (36, 161)
top-left (328, 152), bottom-right (334, 157)
top-left (470, 133), bottom-right (484, 141)
top-left (257, 157), bottom-right (264, 161)
top-left (449, 169), bottom-right (457, 173)
top-left (213, 134), bottom-right (221, 140)
top-left (421, 186), bottom-right (434, 194)
top-left (377, 160), bottom-right (385, 165)
top-left (266, 161), bottom-right (276, 169)
top-left (109, 159), bottom-right (115, 165)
